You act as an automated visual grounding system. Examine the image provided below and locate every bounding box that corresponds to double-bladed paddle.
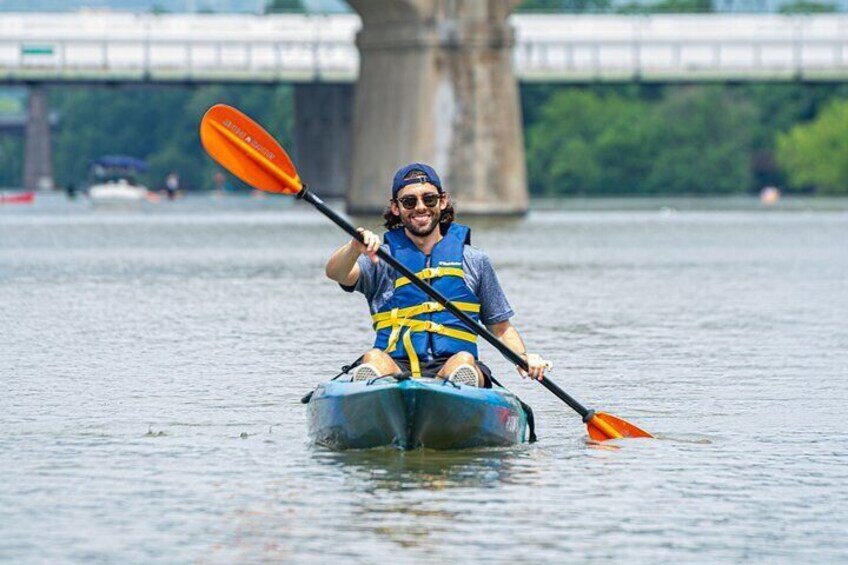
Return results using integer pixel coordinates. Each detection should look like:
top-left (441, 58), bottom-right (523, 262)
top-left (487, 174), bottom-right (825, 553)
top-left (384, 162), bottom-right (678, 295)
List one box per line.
top-left (199, 103), bottom-right (653, 442)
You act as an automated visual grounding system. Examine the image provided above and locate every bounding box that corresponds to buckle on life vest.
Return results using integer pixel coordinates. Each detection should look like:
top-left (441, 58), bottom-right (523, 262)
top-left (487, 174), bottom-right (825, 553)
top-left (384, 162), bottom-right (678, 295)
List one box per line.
top-left (420, 267), bottom-right (441, 280)
top-left (426, 321), bottom-right (445, 333)
top-left (421, 301), bottom-right (441, 313)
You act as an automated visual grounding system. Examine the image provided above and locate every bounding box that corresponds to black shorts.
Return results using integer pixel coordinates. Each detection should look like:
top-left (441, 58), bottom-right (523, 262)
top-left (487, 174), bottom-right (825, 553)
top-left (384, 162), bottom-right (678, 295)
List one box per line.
top-left (393, 357), bottom-right (494, 388)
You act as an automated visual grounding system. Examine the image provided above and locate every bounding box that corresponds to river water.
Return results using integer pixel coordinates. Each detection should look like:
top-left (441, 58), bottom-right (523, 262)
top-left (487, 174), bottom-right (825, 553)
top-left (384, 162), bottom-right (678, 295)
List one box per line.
top-left (2, 194), bottom-right (846, 563)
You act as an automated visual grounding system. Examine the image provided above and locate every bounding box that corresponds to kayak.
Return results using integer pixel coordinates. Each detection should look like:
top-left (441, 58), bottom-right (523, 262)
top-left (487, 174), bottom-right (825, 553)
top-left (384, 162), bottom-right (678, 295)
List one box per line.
top-left (0, 190), bottom-right (34, 205)
top-left (307, 377), bottom-right (529, 450)
top-left (307, 377), bottom-right (527, 450)
top-left (306, 376), bottom-right (529, 450)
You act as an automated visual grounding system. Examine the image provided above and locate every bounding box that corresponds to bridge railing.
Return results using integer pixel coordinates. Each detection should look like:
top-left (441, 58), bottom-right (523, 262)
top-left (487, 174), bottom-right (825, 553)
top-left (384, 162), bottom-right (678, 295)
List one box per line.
top-left (1, 37), bottom-right (358, 82)
top-left (515, 38), bottom-right (848, 81)
top-left (512, 14), bottom-right (848, 81)
top-left (1, 14), bottom-right (848, 83)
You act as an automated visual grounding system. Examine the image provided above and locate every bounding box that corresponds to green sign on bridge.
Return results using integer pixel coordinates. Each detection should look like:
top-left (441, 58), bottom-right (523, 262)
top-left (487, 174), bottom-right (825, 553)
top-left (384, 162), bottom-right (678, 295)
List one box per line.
top-left (21, 45), bottom-right (54, 56)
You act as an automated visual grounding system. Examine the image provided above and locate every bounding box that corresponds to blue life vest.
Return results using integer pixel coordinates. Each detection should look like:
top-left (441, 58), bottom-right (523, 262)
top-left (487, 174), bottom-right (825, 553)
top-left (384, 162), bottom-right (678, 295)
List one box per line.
top-left (371, 223), bottom-right (480, 377)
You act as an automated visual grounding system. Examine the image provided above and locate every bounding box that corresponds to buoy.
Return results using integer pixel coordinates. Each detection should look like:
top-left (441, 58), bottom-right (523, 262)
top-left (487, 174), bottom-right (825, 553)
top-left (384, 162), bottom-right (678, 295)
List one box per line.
top-left (760, 186), bottom-right (780, 206)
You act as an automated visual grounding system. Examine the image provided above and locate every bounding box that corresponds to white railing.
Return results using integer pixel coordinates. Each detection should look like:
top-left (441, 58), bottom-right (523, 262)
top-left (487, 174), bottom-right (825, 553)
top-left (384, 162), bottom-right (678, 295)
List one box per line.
top-left (1, 13), bottom-right (847, 82)
top-left (1, 38), bottom-right (358, 82)
top-left (513, 14), bottom-right (848, 80)
top-left (515, 39), bottom-right (848, 80)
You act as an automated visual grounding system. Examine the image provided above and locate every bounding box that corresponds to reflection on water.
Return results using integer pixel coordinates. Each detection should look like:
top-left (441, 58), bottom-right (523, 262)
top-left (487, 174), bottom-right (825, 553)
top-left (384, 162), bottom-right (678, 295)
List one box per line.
top-left (311, 448), bottom-right (535, 550)
top-left (313, 446), bottom-right (531, 490)
top-left (2, 193), bottom-right (847, 563)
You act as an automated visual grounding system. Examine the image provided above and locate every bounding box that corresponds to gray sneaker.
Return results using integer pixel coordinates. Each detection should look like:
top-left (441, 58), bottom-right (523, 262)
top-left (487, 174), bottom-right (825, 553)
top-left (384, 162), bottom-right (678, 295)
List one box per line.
top-left (352, 363), bottom-right (381, 382)
top-left (448, 364), bottom-right (479, 387)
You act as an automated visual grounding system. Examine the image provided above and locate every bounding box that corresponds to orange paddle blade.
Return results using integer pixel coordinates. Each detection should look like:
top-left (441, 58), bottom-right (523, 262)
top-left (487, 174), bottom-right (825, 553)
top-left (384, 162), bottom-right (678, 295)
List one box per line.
top-left (587, 412), bottom-right (654, 441)
top-left (199, 104), bottom-right (302, 195)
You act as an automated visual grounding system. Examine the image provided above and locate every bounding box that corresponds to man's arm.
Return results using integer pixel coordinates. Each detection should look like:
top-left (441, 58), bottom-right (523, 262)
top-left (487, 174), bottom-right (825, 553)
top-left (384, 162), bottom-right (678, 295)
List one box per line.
top-left (325, 228), bottom-right (381, 286)
top-left (468, 247), bottom-right (549, 380)
top-left (487, 319), bottom-right (550, 380)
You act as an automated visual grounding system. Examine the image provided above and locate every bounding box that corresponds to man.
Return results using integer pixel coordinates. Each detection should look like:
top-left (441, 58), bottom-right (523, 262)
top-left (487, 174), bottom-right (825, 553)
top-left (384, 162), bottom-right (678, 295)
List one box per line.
top-left (325, 163), bottom-right (549, 387)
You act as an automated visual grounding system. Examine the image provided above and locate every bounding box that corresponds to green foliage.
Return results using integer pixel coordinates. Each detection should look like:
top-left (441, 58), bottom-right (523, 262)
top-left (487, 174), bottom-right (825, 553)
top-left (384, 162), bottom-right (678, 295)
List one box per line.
top-left (645, 86), bottom-right (755, 194)
top-left (516, 0), bottom-right (612, 13)
top-left (49, 84), bottom-right (294, 191)
top-left (527, 90), bottom-right (654, 194)
top-left (524, 85), bottom-right (756, 195)
top-left (520, 0), bottom-right (712, 13)
top-left (25, 81), bottom-right (848, 197)
top-left (778, 0), bottom-right (836, 13)
top-left (776, 99), bottom-right (848, 194)
top-left (265, 0), bottom-right (305, 13)
top-left (617, 0), bottom-right (712, 13)
top-left (0, 97), bottom-right (23, 115)
top-left (0, 137), bottom-right (23, 187)
top-left (737, 83), bottom-right (848, 189)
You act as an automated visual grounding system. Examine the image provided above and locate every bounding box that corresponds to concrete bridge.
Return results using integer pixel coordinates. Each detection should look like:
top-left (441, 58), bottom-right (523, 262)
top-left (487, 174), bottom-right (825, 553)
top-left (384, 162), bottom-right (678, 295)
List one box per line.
top-left (4, 10), bottom-right (848, 210)
top-left (3, 13), bottom-right (848, 83)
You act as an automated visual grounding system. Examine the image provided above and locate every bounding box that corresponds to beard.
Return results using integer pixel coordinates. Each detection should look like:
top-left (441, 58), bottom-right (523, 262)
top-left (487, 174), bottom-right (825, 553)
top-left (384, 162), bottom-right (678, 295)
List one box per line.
top-left (401, 208), bottom-right (441, 237)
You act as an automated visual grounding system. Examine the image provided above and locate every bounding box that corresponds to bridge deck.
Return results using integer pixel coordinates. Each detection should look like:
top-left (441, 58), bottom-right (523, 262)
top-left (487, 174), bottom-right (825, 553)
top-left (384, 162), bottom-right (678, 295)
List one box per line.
top-left (1, 13), bottom-right (847, 83)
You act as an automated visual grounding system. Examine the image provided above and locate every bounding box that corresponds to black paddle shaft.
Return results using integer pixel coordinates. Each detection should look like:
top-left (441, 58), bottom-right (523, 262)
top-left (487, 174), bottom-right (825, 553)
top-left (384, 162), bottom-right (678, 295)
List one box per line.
top-left (298, 187), bottom-right (592, 420)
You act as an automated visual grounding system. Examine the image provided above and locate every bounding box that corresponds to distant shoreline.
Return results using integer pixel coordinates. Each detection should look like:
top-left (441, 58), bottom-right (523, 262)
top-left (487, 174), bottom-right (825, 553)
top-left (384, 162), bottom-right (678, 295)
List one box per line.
top-left (529, 195), bottom-right (848, 212)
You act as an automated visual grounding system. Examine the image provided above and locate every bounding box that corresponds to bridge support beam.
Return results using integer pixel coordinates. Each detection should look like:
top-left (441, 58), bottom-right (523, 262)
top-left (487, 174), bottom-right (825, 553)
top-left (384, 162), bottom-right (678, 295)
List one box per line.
top-left (293, 83), bottom-right (353, 199)
top-left (24, 85), bottom-right (54, 191)
top-left (346, 0), bottom-right (528, 215)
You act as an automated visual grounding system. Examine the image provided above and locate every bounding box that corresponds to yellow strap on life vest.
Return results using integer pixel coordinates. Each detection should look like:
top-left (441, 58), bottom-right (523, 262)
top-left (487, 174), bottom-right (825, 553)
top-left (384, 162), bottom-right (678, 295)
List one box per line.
top-left (392, 321), bottom-right (479, 378)
top-left (374, 317), bottom-right (479, 340)
top-left (371, 301), bottom-right (480, 324)
top-left (372, 300), bottom-right (480, 378)
top-left (394, 266), bottom-right (465, 289)
top-left (385, 308), bottom-right (402, 354)
top-left (402, 328), bottom-right (419, 378)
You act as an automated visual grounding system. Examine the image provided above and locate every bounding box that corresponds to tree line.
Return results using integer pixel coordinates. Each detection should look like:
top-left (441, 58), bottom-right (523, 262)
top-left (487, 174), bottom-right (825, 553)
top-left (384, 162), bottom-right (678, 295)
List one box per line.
top-left (522, 83), bottom-right (848, 195)
top-left (0, 82), bottom-right (846, 195)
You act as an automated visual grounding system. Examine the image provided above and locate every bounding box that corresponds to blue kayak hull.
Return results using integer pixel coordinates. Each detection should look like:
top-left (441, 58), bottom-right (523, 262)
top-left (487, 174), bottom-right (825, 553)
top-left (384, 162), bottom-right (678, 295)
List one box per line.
top-left (307, 379), bottom-right (528, 450)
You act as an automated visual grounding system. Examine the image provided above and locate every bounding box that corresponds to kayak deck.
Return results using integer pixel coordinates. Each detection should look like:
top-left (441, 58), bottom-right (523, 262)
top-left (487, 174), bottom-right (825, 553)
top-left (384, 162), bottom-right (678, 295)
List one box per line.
top-left (306, 377), bottom-right (528, 451)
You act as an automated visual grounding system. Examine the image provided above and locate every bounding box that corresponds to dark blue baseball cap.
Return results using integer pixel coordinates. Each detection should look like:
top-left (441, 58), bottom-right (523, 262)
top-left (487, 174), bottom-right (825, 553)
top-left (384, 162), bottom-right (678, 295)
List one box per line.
top-left (391, 163), bottom-right (442, 199)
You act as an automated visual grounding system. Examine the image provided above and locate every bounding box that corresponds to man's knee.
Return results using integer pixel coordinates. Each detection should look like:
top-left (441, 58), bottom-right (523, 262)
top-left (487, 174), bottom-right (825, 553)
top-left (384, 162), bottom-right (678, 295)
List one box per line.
top-left (362, 349), bottom-right (390, 364)
top-left (361, 349), bottom-right (400, 376)
top-left (449, 351), bottom-right (476, 366)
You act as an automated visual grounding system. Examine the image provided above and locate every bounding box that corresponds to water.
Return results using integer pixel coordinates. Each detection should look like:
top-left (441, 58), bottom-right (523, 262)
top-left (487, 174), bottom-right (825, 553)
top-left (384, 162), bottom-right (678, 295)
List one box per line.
top-left (2, 194), bottom-right (847, 563)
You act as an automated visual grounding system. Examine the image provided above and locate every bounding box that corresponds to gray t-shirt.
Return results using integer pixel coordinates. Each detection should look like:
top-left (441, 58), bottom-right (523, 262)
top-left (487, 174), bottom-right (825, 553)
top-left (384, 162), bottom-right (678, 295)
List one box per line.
top-left (342, 244), bottom-right (514, 326)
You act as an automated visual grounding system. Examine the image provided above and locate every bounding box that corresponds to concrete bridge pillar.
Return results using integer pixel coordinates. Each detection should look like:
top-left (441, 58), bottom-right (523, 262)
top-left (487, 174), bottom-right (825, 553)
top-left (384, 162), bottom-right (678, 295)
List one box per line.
top-left (24, 85), bottom-right (53, 191)
top-left (346, 0), bottom-right (528, 215)
top-left (293, 83), bottom-right (353, 199)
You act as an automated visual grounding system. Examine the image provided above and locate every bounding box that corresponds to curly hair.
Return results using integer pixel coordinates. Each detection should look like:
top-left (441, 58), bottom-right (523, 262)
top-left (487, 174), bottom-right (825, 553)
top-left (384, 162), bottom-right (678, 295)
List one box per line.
top-left (382, 199), bottom-right (456, 231)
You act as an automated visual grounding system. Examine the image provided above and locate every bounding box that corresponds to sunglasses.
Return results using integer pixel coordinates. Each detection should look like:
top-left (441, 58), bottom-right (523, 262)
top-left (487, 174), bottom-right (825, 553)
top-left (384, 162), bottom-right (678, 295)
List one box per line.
top-left (396, 193), bottom-right (442, 210)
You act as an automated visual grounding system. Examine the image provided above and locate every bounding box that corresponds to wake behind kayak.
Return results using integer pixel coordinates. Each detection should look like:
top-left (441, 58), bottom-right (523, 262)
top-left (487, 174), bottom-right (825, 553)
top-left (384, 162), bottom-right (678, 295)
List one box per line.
top-left (306, 376), bottom-right (529, 451)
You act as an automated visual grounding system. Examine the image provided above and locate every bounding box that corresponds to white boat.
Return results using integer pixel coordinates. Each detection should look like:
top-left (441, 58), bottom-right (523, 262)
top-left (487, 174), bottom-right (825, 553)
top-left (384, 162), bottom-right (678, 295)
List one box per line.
top-left (88, 179), bottom-right (153, 204)
top-left (86, 155), bottom-right (158, 207)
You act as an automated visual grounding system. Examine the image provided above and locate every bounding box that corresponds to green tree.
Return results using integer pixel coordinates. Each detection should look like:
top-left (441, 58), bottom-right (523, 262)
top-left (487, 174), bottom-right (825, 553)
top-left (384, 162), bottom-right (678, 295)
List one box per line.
top-left (516, 0), bottom-right (612, 13)
top-left (0, 137), bottom-right (23, 188)
top-left (526, 89), bottom-right (656, 195)
top-left (617, 0), bottom-right (711, 13)
top-left (50, 84), bottom-right (294, 191)
top-left (265, 0), bottom-right (305, 13)
top-left (525, 85), bottom-right (756, 195)
top-left (776, 99), bottom-right (848, 194)
top-left (738, 83), bottom-right (848, 190)
top-left (778, 0), bottom-right (836, 13)
top-left (645, 86), bottom-right (756, 194)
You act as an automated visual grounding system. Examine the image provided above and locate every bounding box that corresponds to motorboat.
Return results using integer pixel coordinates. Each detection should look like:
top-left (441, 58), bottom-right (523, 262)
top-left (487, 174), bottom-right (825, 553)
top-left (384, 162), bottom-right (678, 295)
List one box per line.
top-left (87, 155), bottom-right (156, 206)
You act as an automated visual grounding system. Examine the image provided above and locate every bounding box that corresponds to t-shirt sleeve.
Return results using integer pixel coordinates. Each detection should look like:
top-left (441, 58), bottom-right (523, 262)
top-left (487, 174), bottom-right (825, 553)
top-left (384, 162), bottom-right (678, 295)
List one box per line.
top-left (339, 245), bottom-right (390, 305)
top-left (465, 247), bottom-right (514, 326)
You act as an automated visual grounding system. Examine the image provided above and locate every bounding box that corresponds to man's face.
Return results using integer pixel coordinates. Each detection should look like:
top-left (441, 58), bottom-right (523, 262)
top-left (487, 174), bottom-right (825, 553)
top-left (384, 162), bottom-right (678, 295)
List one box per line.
top-left (391, 181), bottom-right (447, 237)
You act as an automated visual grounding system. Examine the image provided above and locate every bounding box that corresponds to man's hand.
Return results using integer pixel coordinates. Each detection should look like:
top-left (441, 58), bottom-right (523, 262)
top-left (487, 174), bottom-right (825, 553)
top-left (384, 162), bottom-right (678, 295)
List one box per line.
top-left (519, 353), bottom-right (552, 380)
top-left (354, 228), bottom-right (381, 264)
top-left (325, 227), bottom-right (380, 285)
